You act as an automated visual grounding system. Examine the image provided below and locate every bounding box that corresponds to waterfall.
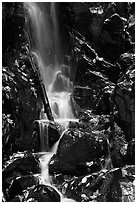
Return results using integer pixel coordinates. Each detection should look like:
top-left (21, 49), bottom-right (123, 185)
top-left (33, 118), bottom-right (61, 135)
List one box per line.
top-left (26, 3), bottom-right (76, 193)
top-left (26, 2), bottom-right (74, 121)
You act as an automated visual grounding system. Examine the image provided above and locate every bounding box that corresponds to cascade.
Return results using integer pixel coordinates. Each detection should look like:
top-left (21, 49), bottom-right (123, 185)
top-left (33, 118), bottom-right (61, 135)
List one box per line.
top-left (26, 2), bottom-right (76, 197)
top-left (26, 2), bottom-right (74, 123)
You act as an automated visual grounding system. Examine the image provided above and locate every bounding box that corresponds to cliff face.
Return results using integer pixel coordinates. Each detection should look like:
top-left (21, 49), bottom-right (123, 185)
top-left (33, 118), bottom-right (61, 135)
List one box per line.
top-left (61, 2), bottom-right (135, 142)
top-left (2, 3), bottom-right (42, 158)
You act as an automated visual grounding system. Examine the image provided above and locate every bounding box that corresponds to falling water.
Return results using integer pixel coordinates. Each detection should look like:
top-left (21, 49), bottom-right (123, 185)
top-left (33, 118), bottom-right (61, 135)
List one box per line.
top-left (26, 2), bottom-right (74, 121)
top-left (26, 3), bottom-right (76, 199)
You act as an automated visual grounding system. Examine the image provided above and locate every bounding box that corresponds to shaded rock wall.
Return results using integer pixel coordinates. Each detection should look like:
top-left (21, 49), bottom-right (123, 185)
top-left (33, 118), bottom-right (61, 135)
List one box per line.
top-left (2, 2), bottom-right (42, 159)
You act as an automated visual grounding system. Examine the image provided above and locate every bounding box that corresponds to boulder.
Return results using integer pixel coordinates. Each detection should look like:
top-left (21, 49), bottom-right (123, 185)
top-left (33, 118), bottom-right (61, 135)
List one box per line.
top-left (57, 166), bottom-right (135, 202)
top-left (8, 175), bottom-right (40, 200)
top-left (49, 120), bottom-right (109, 176)
top-left (100, 13), bottom-right (133, 62)
top-left (26, 184), bottom-right (61, 202)
top-left (49, 154), bottom-right (101, 177)
top-left (57, 129), bottom-right (108, 164)
top-left (2, 154), bottom-right (40, 182)
top-left (7, 179), bottom-right (61, 202)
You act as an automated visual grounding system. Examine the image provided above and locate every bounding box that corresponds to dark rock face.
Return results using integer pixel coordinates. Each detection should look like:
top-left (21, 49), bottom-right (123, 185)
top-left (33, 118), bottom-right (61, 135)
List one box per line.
top-left (123, 139), bottom-right (135, 165)
top-left (3, 154), bottom-right (40, 182)
top-left (4, 175), bottom-right (61, 202)
top-left (114, 60), bottom-right (135, 142)
top-left (2, 153), bottom-right (41, 201)
top-left (27, 185), bottom-right (61, 202)
top-left (73, 56), bottom-right (112, 111)
top-left (114, 85), bottom-right (134, 142)
top-left (49, 114), bottom-right (134, 201)
top-left (8, 175), bottom-right (39, 200)
top-left (2, 2), bottom-right (42, 157)
top-left (57, 130), bottom-right (108, 163)
top-left (52, 166), bottom-right (135, 202)
top-left (100, 13), bottom-right (133, 62)
top-left (48, 122), bottom-right (61, 148)
top-left (49, 117), bottom-right (109, 176)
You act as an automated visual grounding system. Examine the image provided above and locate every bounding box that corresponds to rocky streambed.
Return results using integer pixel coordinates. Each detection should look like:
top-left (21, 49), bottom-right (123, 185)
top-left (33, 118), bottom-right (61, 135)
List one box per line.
top-left (2, 112), bottom-right (135, 202)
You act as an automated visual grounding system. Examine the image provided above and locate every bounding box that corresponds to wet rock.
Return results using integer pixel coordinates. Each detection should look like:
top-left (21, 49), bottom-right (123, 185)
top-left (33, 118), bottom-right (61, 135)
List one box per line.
top-left (100, 13), bottom-right (133, 62)
top-left (49, 154), bottom-right (78, 176)
top-left (123, 139), bottom-right (135, 165)
top-left (74, 68), bottom-right (109, 110)
top-left (59, 169), bottom-right (119, 202)
top-left (128, 23), bottom-right (135, 42)
top-left (2, 2), bottom-right (42, 153)
top-left (57, 166), bottom-right (135, 202)
top-left (118, 52), bottom-right (135, 72)
top-left (48, 121), bottom-right (61, 148)
top-left (79, 110), bottom-right (92, 122)
top-left (50, 154), bottom-right (101, 177)
top-left (114, 81), bottom-right (135, 142)
top-left (111, 149), bottom-right (125, 168)
top-left (113, 53), bottom-right (134, 142)
top-left (74, 86), bottom-right (93, 109)
top-left (96, 58), bottom-right (121, 83)
top-left (8, 175), bottom-right (40, 200)
top-left (57, 130), bottom-right (108, 163)
top-left (2, 154), bottom-right (40, 182)
top-left (10, 195), bottom-right (22, 202)
top-left (26, 184), bottom-right (61, 202)
top-left (110, 123), bottom-right (127, 167)
top-left (100, 166), bottom-right (135, 202)
top-left (6, 179), bottom-right (61, 202)
top-left (120, 165), bottom-right (135, 202)
top-left (64, 171), bottom-right (106, 202)
top-left (49, 123), bottom-right (108, 176)
top-left (74, 57), bottom-right (93, 84)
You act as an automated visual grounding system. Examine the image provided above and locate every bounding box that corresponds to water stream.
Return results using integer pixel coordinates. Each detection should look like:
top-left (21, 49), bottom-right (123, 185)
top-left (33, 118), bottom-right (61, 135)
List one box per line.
top-left (26, 2), bottom-right (76, 199)
top-left (27, 2), bottom-right (74, 121)
top-left (26, 3), bottom-right (112, 201)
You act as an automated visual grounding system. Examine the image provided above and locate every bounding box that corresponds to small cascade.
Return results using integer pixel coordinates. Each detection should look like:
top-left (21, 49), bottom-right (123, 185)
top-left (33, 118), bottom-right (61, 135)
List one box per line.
top-left (26, 2), bottom-right (75, 124)
top-left (39, 122), bottom-right (49, 152)
top-left (48, 70), bottom-right (74, 119)
top-left (39, 152), bottom-right (53, 184)
top-left (102, 138), bottom-right (113, 171)
top-left (26, 2), bottom-right (77, 200)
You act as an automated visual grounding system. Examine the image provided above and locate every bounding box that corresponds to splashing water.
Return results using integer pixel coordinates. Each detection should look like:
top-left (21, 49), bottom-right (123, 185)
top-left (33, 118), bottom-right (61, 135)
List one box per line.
top-left (26, 2), bottom-right (74, 121)
top-left (26, 3), bottom-right (76, 200)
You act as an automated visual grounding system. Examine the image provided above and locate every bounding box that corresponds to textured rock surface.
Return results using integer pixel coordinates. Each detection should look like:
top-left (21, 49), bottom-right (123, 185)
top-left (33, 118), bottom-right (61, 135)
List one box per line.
top-left (8, 175), bottom-right (40, 200)
top-left (114, 57), bottom-right (135, 142)
top-left (3, 154), bottom-right (40, 182)
top-left (49, 115), bottom-right (110, 176)
top-left (52, 166), bottom-right (135, 202)
top-left (26, 185), bottom-right (61, 202)
top-left (2, 2), bottom-right (42, 156)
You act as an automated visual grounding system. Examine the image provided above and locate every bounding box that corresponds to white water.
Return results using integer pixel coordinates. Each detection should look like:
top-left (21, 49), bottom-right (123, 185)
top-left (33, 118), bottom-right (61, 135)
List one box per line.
top-left (26, 4), bottom-right (113, 200)
top-left (26, 3), bottom-right (76, 200)
top-left (26, 2), bottom-right (74, 121)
